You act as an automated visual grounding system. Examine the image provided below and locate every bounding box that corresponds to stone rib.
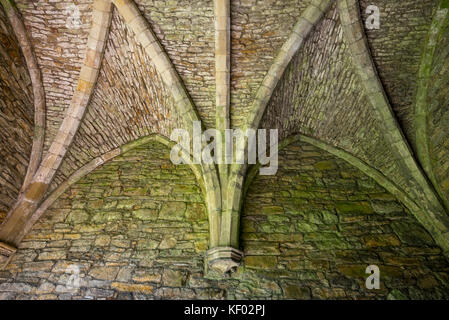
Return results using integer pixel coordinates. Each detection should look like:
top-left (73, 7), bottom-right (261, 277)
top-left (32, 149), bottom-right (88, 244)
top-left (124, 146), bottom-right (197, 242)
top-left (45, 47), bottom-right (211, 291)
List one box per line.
top-left (215, 0), bottom-right (230, 132)
top-left (415, 2), bottom-right (449, 211)
top-left (112, 0), bottom-right (199, 127)
top-left (215, 0), bottom-right (231, 193)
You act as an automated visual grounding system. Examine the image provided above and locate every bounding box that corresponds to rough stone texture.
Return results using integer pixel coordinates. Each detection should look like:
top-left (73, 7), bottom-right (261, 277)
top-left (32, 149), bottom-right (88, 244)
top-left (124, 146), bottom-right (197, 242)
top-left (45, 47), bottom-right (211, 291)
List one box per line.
top-left (335, 0), bottom-right (449, 251)
top-left (0, 5), bottom-right (33, 218)
top-left (230, 0), bottom-right (308, 128)
top-left (14, 0), bottom-right (93, 154)
top-left (134, 0), bottom-right (216, 129)
top-left (360, 0), bottom-right (439, 150)
top-left (1, 141), bottom-right (209, 299)
top-left (263, 6), bottom-right (380, 168)
top-left (428, 10), bottom-right (449, 205)
top-left (1, 141), bottom-right (448, 300)
top-left (50, 11), bottom-right (179, 190)
top-left (242, 141), bottom-right (449, 299)
top-left (1, 0), bottom-right (448, 301)
top-left (260, 3), bottom-right (429, 212)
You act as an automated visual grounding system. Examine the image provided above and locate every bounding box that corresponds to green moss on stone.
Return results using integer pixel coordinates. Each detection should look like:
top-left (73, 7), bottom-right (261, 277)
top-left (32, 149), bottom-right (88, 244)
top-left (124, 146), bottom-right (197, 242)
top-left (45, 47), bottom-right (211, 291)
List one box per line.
top-left (159, 202), bottom-right (187, 221)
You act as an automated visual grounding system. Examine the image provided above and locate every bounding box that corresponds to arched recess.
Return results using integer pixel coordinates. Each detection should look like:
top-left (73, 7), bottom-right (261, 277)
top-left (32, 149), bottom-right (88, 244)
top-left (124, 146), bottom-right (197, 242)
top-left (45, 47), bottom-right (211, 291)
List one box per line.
top-left (13, 134), bottom-right (206, 247)
top-left (243, 134), bottom-right (449, 259)
top-left (239, 138), bottom-right (449, 300)
top-left (111, 0), bottom-right (221, 248)
top-left (337, 0), bottom-right (449, 252)
top-left (1, 138), bottom-right (211, 299)
top-left (2, 135), bottom-right (449, 300)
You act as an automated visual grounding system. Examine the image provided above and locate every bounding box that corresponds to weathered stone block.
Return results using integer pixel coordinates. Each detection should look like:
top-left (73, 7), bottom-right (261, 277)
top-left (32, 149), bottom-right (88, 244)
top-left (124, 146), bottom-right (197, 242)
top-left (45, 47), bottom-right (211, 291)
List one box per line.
top-left (162, 269), bottom-right (186, 287)
top-left (335, 201), bottom-right (374, 214)
top-left (111, 282), bottom-right (154, 294)
top-left (159, 202), bottom-right (187, 221)
top-left (132, 209), bottom-right (158, 221)
top-left (245, 256), bottom-right (277, 269)
top-left (89, 266), bottom-right (119, 281)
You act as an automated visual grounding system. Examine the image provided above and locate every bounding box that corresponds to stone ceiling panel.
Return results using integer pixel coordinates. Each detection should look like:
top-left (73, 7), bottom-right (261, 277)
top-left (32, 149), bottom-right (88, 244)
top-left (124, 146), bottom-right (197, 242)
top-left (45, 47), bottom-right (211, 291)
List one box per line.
top-left (134, 0), bottom-right (216, 129)
top-left (50, 11), bottom-right (178, 190)
top-left (15, 0), bottom-right (93, 154)
top-left (360, 0), bottom-right (439, 150)
top-left (260, 4), bottom-right (414, 197)
top-left (0, 5), bottom-right (33, 217)
top-left (230, 0), bottom-right (309, 128)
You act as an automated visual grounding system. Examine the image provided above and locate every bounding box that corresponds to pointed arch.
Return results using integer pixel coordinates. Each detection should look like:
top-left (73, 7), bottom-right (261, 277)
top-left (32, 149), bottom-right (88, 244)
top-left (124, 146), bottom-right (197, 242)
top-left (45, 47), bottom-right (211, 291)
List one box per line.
top-left (17, 134), bottom-right (204, 243)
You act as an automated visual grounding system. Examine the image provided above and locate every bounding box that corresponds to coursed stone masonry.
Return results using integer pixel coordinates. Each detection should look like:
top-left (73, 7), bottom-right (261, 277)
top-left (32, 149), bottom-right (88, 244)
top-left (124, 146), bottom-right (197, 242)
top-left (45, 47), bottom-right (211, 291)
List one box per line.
top-left (0, 3), bottom-right (33, 219)
top-left (1, 141), bottom-right (448, 299)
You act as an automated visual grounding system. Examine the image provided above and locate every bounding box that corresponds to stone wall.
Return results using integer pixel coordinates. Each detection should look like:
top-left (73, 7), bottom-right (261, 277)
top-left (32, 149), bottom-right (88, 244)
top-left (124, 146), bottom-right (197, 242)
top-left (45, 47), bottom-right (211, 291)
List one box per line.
top-left (135, 0), bottom-right (216, 129)
top-left (1, 140), bottom-right (448, 299)
top-left (241, 140), bottom-right (449, 299)
top-left (4, 0), bottom-right (443, 228)
top-left (0, 5), bottom-right (33, 220)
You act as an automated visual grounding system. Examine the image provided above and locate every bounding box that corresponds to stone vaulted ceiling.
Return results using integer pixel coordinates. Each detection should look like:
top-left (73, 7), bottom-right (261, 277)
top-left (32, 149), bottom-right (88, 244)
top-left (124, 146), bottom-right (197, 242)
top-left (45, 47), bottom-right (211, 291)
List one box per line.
top-left (0, 0), bottom-right (448, 274)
